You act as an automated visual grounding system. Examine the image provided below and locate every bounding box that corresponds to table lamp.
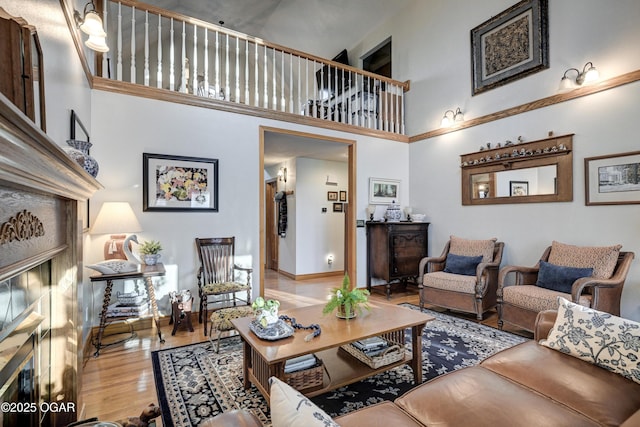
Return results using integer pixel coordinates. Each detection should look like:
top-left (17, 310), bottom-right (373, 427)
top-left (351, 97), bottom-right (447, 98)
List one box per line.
top-left (90, 202), bottom-right (142, 260)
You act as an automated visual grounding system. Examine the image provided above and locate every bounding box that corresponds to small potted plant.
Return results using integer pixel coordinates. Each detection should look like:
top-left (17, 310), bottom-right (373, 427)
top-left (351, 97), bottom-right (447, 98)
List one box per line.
top-left (323, 275), bottom-right (370, 319)
top-left (138, 240), bottom-right (163, 265)
top-left (251, 296), bottom-right (280, 327)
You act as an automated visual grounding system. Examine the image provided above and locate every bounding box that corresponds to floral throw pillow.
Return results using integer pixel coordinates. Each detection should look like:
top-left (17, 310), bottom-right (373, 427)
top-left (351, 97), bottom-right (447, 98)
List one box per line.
top-left (269, 377), bottom-right (340, 427)
top-left (540, 297), bottom-right (640, 384)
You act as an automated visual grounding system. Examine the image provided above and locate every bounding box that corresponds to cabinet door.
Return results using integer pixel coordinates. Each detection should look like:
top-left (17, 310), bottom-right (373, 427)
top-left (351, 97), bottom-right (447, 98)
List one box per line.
top-left (390, 232), bottom-right (427, 277)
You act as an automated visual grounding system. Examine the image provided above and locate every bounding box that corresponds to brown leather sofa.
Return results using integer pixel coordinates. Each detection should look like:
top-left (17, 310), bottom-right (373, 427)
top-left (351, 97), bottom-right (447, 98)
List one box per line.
top-left (204, 311), bottom-right (640, 427)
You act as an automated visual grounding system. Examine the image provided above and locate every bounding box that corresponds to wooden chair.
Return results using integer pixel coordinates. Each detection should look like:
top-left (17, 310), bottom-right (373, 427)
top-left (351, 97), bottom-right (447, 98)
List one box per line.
top-left (418, 237), bottom-right (504, 320)
top-left (195, 237), bottom-right (252, 335)
top-left (497, 245), bottom-right (634, 333)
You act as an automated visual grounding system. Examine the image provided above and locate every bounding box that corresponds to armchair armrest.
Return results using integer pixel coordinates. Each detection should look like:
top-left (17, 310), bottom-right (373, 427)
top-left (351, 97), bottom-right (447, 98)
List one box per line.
top-left (534, 310), bottom-right (558, 341)
top-left (498, 264), bottom-right (540, 289)
top-left (234, 264), bottom-right (253, 273)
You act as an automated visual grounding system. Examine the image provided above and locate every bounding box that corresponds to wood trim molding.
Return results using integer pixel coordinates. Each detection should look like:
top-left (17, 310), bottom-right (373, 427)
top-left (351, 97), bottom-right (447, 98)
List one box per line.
top-left (93, 76), bottom-right (410, 142)
top-left (59, 0), bottom-right (94, 87)
top-left (410, 69), bottom-right (640, 142)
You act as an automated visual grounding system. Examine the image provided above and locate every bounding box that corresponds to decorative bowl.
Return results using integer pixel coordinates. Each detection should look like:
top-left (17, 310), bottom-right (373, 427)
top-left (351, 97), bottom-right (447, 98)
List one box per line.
top-left (412, 213), bottom-right (426, 222)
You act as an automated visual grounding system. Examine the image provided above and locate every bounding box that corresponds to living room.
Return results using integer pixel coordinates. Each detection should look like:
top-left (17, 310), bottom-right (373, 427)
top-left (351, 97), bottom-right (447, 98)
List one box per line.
top-left (1, 0), bottom-right (639, 425)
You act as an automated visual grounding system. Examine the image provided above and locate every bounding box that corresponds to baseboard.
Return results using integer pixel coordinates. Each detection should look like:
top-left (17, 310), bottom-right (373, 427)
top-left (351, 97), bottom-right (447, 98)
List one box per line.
top-left (278, 270), bottom-right (344, 281)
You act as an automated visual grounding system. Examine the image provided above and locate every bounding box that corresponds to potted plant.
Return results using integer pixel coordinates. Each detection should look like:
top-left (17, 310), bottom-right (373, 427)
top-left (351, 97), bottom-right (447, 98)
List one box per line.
top-left (251, 296), bottom-right (280, 327)
top-left (323, 275), bottom-right (370, 319)
top-left (138, 240), bottom-right (163, 265)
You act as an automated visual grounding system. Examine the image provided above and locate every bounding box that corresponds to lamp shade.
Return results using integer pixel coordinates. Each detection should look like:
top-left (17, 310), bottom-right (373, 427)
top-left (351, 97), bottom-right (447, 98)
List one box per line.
top-left (79, 10), bottom-right (106, 37)
top-left (85, 34), bottom-right (109, 52)
top-left (91, 202), bottom-right (142, 235)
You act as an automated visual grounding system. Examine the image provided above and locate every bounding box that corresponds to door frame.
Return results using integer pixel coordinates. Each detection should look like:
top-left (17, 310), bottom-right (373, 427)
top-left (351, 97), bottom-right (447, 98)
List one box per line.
top-left (259, 126), bottom-right (357, 296)
top-left (265, 178), bottom-right (278, 271)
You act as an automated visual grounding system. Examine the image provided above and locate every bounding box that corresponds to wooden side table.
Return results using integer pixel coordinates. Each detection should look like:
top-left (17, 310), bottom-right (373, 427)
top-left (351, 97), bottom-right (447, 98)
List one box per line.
top-left (90, 263), bottom-right (166, 356)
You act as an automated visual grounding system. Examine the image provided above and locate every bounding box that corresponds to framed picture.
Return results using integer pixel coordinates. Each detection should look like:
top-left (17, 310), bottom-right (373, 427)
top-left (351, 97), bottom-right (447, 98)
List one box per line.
top-left (143, 153), bottom-right (219, 211)
top-left (471, 0), bottom-right (549, 95)
top-left (339, 190), bottom-right (347, 202)
top-left (327, 191), bottom-right (338, 201)
top-left (510, 181), bottom-right (529, 196)
top-left (369, 178), bottom-right (400, 204)
top-left (333, 202), bottom-right (343, 212)
top-left (585, 151), bottom-right (640, 206)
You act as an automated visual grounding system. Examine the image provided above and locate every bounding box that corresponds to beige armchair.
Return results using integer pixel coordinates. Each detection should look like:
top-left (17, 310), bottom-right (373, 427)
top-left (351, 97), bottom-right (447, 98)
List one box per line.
top-left (419, 236), bottom-right (504, 320)
top-left (497, 241), bottom-right (634, 333)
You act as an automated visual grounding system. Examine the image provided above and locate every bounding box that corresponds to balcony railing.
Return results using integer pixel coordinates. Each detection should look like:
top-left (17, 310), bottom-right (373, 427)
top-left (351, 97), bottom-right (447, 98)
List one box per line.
top-left (96, 0), bottom-right (409, 135)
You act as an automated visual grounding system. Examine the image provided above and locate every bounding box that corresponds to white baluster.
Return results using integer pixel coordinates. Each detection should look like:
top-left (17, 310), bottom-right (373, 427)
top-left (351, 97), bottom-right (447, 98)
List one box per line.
top-left (235, 36), bottom-right (240, 103)
top-left (225, 34), bottom-right (230, 101)
top-left (400, 85), bottom-right (405, 134)
top-left (157, 14), bottom-right (162, 88)
top-left (281, 51), bottom-right (285, 111)
top-left (272, 49), bottom-right (277, 109)
top-left (169, 18), bottom-right (174, 91)
top-left (192, 25), bottom-right (198, 95)
top-left (289, 53), bottom-right (293, 113)
top-left (263, 45), bottom-right (268, 109)
top-left (102, 0), bottom-right (108, 77)
top-left (143, 11), bottom-right (149, 86)
top-left (117, 2), bottom-right (122, 81)
top-left (203, 29), bottom-right (209, 97)
top-left (297, 55), bottom-right (301, 114)
top-left (130, 6), bottom-right (136, 83)
top-left (181, 21), bottom-right (186, 93)
top-left (254, 42), bottom-right (259, 107)
top-left (245, 39), bottom-right (249, 104)
top-left (214, 31), bottom-right (219, 98)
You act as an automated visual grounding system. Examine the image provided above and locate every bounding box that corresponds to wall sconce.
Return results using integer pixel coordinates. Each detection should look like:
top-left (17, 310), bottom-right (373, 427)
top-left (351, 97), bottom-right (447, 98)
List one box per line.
top-left (277, 167), bottom-right (287, 183)
top-left (90, 202), bottom-right (142, 260)
top-left (74, 0), bottom-right (109, 52)
top-left (558, 62), bottom-right (599, 92)
top-left (440, 107), bottom-right (464, 128)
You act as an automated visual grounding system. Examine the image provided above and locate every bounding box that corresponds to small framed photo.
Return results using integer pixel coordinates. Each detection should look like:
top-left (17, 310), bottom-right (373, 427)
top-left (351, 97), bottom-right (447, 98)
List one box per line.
top-left (510, 181), bottom-right (529, 196)
top-left (333, 203), bottom-right (343, 212)
top-left (369, 178), bottom-right (400, 204)
top-left (339, 190), bottom-right (347, 202)
top-left (585, 151), bottom-right (640, 205)
top-left (143, 153), bottom-right (218, 211)
top-left (327, 191), bottom-right (338, 201)
top-left (471, 0), bottom-right (549, 95)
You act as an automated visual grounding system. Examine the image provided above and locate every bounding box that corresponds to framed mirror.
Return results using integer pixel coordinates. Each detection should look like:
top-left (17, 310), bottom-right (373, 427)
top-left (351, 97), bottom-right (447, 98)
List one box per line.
top-left (461, 134), bottom-right (573, 205)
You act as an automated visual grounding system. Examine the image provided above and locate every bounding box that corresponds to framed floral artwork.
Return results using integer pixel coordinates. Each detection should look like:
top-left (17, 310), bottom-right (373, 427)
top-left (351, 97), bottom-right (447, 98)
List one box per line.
top-left (143, 153), bottom-right (218, 211)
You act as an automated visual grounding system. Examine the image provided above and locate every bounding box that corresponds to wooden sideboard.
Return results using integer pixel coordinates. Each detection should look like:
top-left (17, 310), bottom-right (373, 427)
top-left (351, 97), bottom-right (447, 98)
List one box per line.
top-left (366, 221), bottom-right (429, 299)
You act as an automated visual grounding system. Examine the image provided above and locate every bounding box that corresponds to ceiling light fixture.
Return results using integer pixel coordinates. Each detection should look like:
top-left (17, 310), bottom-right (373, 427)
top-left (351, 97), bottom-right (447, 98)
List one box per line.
top-left (558, 62), bottom-right (599, 92)
top-left (74, 1), bottom-right (109, 52)
top-left (440, 107), bottom-right (464, 128)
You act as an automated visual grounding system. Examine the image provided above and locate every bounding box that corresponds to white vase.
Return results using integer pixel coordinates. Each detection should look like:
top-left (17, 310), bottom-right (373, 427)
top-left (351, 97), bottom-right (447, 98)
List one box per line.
top-left (256, 307), bottom-right (279, 327)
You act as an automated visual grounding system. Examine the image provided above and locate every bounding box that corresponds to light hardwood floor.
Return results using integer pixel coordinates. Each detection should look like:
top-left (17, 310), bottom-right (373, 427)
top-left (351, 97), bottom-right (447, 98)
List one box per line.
top-left (79, 270), bottom-right (525, 424)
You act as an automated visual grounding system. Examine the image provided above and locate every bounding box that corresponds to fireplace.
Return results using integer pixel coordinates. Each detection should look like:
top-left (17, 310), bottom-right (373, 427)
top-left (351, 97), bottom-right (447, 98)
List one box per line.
top-left (0, 92), bottom-right (101, 424)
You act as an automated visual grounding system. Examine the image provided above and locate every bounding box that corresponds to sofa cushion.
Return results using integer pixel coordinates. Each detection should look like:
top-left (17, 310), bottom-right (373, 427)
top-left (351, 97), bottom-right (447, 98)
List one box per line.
top-left (422, 271), bottom-right (478, 294)
top-left (444, 253), bottom-right (483, 276)
top-left (535, 261), bottom-right (593, 293)
top-left (482, 341), bottom-right (640, 426)
top-left (548, 240), bottom-right (621, 279)
top-left (540, 297), bottom-right (640, 385)
top-left (449, 236), bottom-right (496, 263)
top-left (335, 401), bottom-right (423, 427)
top-left (502, 285), bottom-right (591, 312)
top-left (395, 366), bottom-right (601, 427)
top-left (268, 377), bottom-right (339, 427)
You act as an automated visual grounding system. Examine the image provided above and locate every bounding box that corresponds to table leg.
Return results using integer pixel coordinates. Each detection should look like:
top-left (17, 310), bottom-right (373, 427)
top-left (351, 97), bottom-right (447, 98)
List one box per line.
top-left (145, 276), bottom-right (165, 344)
top-left (411, 324), bottom-right (426, 384)
top-left (94, 279), bottom-right (114, 357)
top-left (242, 338), bottom-right (250, 389)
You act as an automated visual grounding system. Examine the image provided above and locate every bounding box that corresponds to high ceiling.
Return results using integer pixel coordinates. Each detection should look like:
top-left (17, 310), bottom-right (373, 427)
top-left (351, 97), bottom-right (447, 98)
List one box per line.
top-left (143, 0), bottom-right (412, 59)
top-left (143, 0), bottom-right (412, 165)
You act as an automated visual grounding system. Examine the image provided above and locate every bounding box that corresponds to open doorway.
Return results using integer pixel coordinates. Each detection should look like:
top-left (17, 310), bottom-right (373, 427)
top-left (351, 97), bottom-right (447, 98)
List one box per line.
top-left (259, 127), bottom-right (356, 297)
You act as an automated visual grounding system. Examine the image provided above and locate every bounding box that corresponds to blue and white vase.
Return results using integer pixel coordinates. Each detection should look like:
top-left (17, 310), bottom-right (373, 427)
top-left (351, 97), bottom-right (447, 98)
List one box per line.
top-left (65, 139), bottom-right (99, 178)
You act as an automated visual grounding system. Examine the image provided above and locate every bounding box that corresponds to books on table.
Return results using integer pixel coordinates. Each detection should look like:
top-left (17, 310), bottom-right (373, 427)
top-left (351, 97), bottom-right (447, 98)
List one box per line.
top-left (352, 336), bottom-right (389, 357)
top-left (106, 301), bottom-right (150, 318)
top-left (284, 354), bottom-right (317, 373)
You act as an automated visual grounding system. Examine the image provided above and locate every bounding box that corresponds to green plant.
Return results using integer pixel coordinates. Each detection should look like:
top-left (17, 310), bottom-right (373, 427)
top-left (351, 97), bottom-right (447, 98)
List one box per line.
top-left (322, 275), bottom-right (370, 318)
top-left (138, 240), bottom-right (163, 255)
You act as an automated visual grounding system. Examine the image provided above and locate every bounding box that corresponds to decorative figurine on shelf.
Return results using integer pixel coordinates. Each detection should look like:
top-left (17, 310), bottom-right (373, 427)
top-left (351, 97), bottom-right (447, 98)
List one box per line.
top-left (139, 240), bottom-right (163, 265)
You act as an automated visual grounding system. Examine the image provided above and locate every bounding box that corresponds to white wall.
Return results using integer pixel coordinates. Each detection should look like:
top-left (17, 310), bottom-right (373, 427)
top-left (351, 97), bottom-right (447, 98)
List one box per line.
top-left (88, 91), bottom-right (408, 322)
top-left (350, 0), bottom-right (640, 321)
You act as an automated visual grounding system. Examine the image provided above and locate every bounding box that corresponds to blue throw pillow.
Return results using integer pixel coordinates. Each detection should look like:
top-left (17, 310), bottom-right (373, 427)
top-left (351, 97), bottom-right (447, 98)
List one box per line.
top-left (536, 261), bottom-right (593, 294)
top-left (444, 253), bottom-right (483, 276)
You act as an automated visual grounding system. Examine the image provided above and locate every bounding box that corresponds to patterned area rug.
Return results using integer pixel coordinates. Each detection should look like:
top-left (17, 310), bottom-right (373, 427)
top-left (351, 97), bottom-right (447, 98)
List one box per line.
top-left (152, 305), bottom-right (527, 427)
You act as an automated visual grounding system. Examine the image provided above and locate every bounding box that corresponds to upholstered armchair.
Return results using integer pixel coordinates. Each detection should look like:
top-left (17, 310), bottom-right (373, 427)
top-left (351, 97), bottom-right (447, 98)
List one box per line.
top-left (419, 236), bottom-right (504, 320)
top-left (497, 241), bottom-right (634, 333)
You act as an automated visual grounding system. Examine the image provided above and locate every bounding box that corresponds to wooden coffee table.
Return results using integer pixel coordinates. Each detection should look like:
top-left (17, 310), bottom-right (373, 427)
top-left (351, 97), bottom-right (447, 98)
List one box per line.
top-left (231, 301), bottom-right (434, 402)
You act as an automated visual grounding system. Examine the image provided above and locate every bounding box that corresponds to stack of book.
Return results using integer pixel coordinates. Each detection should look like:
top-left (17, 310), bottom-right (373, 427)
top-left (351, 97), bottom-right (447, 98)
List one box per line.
top-left (284, 354), bottom-right (317, 373)
top-left (106, 300), bottom-right (149, 318)
top-left (352, 336), bottom-right (389, 357)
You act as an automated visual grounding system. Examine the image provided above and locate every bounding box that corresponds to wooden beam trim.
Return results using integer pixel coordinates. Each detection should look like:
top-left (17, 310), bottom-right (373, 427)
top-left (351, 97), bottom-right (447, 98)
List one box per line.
top-left (409, 69), bottom-right (640, 142)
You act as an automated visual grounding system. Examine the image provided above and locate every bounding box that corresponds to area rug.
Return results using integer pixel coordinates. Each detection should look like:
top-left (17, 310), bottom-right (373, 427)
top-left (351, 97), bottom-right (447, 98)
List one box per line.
top-left (152, 305), bottom-right (527, 427)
